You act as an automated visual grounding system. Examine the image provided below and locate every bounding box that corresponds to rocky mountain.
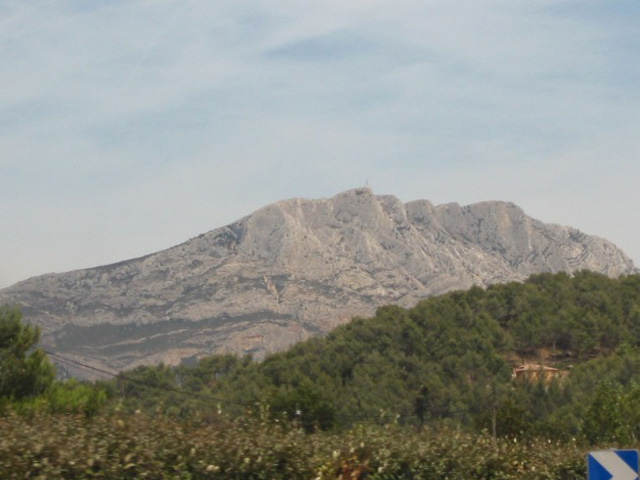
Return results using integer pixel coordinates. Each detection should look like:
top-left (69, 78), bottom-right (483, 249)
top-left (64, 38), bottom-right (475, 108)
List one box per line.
top-left (0, 188), bottom-right (636, 377)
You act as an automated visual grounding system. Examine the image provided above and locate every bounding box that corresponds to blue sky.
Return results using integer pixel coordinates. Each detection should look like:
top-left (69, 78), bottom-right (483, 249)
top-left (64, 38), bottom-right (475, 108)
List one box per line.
top-left (1, 0), bottom-right (639, 288)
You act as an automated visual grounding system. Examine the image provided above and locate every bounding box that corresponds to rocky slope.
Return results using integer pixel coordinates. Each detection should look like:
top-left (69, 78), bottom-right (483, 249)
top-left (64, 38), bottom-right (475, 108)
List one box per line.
top-left (0, 188), bottom-right (636, 376)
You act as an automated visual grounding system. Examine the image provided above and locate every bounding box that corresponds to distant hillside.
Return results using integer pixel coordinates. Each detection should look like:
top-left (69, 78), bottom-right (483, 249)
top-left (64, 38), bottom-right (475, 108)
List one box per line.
top-left (0, 188), bottom-right (635, 375)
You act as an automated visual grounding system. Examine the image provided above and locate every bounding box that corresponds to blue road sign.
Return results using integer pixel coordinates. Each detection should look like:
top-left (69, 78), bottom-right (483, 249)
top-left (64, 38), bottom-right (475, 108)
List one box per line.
top-left (588, 450), bottom-right (639, 480)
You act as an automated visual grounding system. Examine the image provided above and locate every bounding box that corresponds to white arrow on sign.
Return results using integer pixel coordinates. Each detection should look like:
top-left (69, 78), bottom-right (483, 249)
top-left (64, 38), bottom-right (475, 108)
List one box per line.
top-left (591, 451), bottom-right (638, 480)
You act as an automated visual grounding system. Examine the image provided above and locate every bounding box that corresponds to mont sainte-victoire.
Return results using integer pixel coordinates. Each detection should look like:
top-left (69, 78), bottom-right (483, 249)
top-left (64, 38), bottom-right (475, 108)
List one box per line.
top-left (0, 188), bottom-right (635, 376)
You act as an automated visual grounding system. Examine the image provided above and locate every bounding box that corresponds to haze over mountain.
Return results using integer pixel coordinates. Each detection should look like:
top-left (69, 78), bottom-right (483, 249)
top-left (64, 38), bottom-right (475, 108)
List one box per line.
top-left (0, 188), bottom-right (635, 376)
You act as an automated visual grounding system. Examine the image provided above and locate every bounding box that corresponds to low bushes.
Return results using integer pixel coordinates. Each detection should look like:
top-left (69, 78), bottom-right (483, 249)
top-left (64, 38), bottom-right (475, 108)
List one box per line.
top-left (0, 411), bottom-right (588, 479)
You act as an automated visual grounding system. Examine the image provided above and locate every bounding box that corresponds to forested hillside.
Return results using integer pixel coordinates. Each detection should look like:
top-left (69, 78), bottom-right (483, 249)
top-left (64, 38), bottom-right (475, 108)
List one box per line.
top-left (101, 270), bottom-right (640, 440)
top-left (4, 271), bottom-right (640, 478)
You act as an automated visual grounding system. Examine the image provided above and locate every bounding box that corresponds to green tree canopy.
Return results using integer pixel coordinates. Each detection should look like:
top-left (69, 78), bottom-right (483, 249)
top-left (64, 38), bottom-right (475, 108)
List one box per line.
top-left (0, 307), bottom-right (55, 401)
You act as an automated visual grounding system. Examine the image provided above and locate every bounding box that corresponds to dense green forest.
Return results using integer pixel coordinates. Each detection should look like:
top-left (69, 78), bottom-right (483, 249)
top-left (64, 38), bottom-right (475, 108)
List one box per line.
top-left (104, 270), bottom-right (640, 440)
top-left (4, 270), bottom-right (640, 478)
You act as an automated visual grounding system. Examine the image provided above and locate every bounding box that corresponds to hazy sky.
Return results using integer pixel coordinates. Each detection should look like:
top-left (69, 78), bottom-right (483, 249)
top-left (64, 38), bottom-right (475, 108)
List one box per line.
top-left (1, 1), bottom-right (639, 288)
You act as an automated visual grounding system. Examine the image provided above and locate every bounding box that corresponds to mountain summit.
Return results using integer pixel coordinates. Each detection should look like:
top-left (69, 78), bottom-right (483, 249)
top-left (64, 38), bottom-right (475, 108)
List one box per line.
top-left (1, 188), bottom-right (635, 375)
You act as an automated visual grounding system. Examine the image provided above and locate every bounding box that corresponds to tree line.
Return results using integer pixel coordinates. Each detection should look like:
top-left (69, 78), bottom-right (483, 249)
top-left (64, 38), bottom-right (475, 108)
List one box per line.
top-left (4, 270), bottom-right (640, 443)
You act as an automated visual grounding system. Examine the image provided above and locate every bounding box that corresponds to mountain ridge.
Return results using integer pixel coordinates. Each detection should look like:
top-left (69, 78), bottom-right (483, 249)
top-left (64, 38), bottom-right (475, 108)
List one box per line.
top-left (0, 188), bottom-right (635, 376)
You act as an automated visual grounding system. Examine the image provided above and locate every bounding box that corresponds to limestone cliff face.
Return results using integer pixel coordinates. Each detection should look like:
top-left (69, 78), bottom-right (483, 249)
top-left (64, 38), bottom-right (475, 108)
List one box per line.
top-left (0, 188), bottom-right (635, 376)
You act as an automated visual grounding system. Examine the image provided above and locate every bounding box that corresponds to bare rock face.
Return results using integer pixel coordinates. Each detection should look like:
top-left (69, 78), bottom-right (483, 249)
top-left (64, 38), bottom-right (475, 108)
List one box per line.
top-left (0, 188), bottom-right (635, 376)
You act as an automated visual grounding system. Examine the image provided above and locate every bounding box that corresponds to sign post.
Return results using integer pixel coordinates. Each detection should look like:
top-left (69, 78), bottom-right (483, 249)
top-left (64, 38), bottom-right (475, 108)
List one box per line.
top-left (588, 450), bottom-right (639, 480)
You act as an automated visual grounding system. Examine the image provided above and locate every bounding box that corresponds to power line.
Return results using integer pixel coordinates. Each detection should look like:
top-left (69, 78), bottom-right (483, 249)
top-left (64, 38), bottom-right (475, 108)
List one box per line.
top-left (45, 351), bottom-right (118, 380)
top-left (44, 350), bottom-right (249, 410)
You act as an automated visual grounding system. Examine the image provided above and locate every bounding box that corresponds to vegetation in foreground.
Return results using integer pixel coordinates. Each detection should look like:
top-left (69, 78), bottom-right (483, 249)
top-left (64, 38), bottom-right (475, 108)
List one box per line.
top-left (0, 410), bottom-right (586, 479)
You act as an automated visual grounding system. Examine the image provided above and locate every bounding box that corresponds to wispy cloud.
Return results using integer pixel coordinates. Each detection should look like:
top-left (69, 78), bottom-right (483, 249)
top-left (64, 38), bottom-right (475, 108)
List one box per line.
top-left (1, 0), bottom-right (639, 287)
